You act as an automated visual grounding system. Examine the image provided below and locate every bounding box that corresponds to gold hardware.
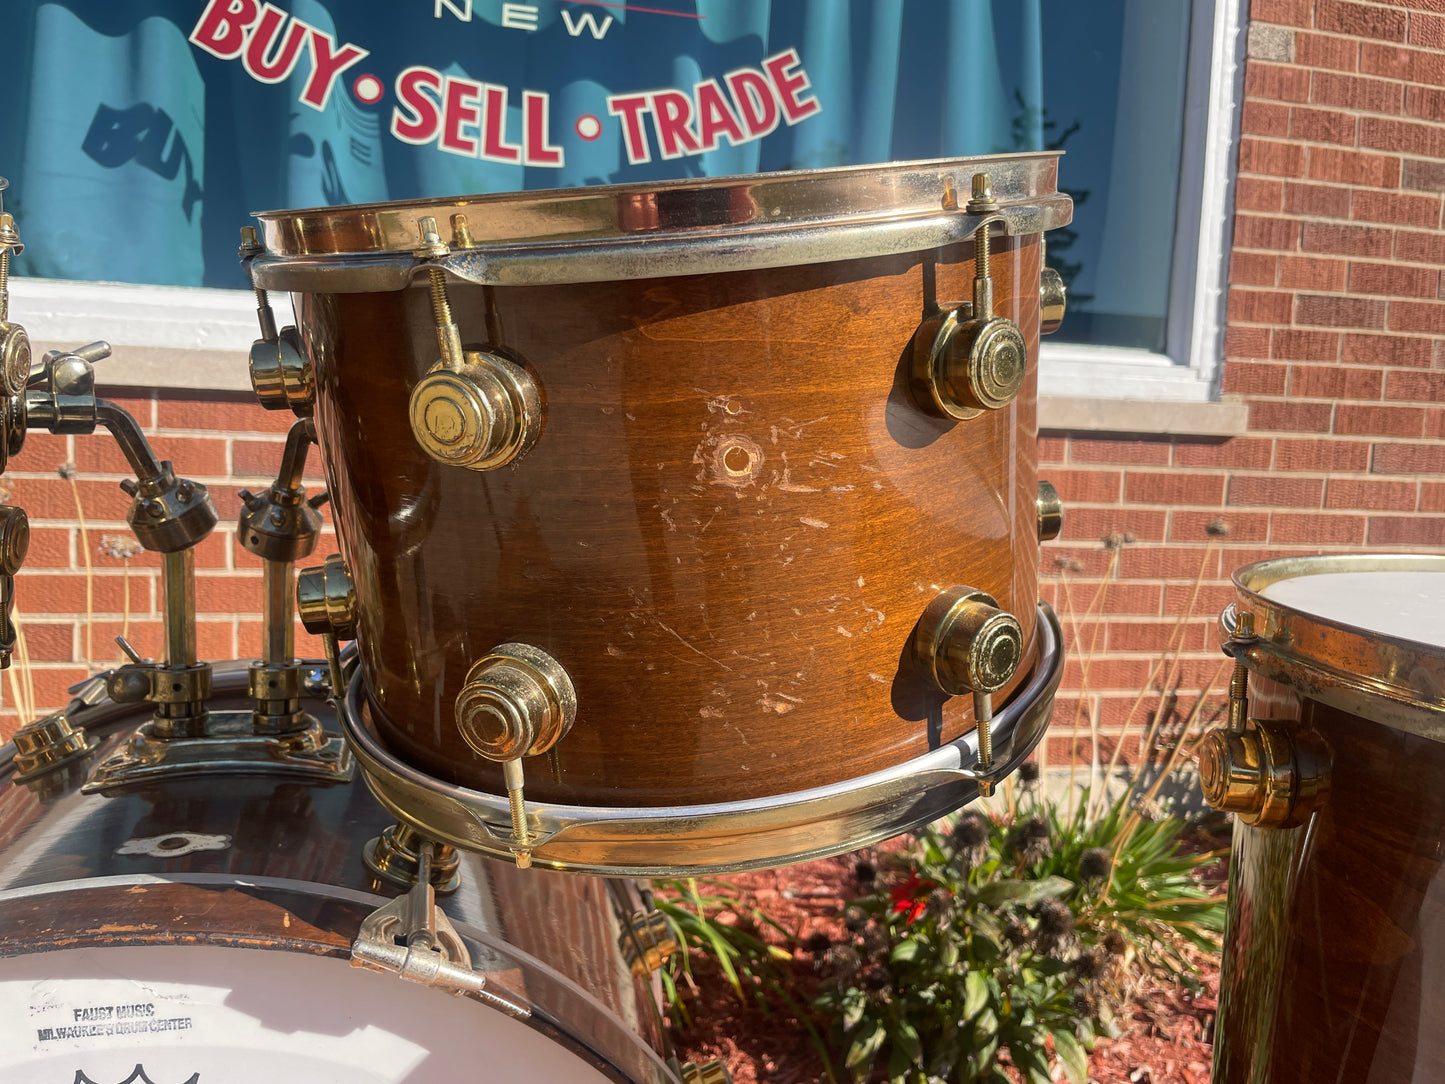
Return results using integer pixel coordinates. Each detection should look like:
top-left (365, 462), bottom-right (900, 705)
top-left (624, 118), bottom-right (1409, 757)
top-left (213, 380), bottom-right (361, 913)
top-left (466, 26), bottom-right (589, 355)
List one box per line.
top-left (1197, 721), bottom-right (1331, 829)
top-left (911, 172), bottom-right (1028, 420)
top-left (351, 839), bottom-right (528, 1013)
top-left (1040, 265), bottom-right (1066, 336)
top-left (0, 183), bottom-right (28, 397)
top-left (409, 352), bottom-right (540, 470)
top-left (297, 554), bottom-right (358, 639)
top-left (1036, 479), bottom-right (1063, 542)
top-left (363, 822), bottom-right (461, 893)
top-left (1197, 610), bottom-right (1331, 828)
top-left (242, 226), bottom-right (314, 415)
top-left (297, 553), bottom-right (357, 697)
top-left (914, 585), bottom-right (1024, 796)
top-left (620, 908), bottom-right (678, 976)
top-left (12, 711), bottom-right (97, 783)
top-left (455, 642), bottom-right (578, 762)
top-left (240, 418), bottom-right (325, 735)
top-left (455, 642), bottom-right (576, 870)
top-left (0, 505), bottom-right (27, 669)
top-left (679, 1061), bottom-right (731, 1084)
top-left (409, 216), bottom-right (541, 471)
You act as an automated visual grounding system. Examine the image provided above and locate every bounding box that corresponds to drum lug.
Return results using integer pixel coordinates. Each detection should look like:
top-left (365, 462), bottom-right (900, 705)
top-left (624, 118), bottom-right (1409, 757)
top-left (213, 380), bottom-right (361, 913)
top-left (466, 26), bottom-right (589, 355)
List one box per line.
top-left (679, 1060), bottom-right (732, 1084)
top-left (914, 585), bottom-right (1025, 796)
top-left (408, 216), bottom-right (542, 471)
top-left (241, 227), bottom-right (315, 416)
top-left (352, 839), bottom-right (530, 1014)
top-left (1198, 613), bottom-right (1333, 828)
top-left (363, 821), bottom-right (462, 893)
top-left (911, 173), bottom-right (1028, 421)
top-left (297, 553), bottom-right (358, 697)
top-left (11, 709), bottom-right (98, 786)
top-left (619, 908), bottom-right (679, 976)
top-left (1036, 479), bottom-right (1063, 542)
top-left (455, 642), bottom-right (577, 869)
top-left (1040, 265), bottom-right (1067, 336)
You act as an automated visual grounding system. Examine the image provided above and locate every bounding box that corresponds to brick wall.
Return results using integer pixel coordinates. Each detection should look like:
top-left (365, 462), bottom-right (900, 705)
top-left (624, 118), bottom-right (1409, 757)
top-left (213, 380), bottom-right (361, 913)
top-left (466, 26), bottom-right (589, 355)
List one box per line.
top-left (1036, 0), bottom-right (1445, 768)
top-left (0, 390), bottom-right (334, 734)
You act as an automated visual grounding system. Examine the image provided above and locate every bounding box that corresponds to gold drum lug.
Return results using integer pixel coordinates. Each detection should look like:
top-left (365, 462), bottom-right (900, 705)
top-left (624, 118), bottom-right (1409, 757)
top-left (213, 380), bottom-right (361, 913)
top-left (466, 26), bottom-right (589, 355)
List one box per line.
top-left (1197, 719), bottom-right (1331, 829)
top-left (1040, 265), bottom-right (1066, 336)
top-left (621, 909), bottom-right (678, 976)
top-left (1036, 479), bottom-right (1063, 542)
top-left (914, 586), bottom-right (1024, 699)
top-left (362, 822), bottom-right (461, 893)
top-left (913, 308), bottom-right (1027, 420)
top-left (248, 327), bottom-right (314, 415)
top-left (409, 351), bottom-right (541, 471)
top-left (455, 642), bottom-right (576, 761)
top-left (680, 1060), bottom-right (732, 1084)
top-left (12, 712), bottom-right (97, 782)
top-left (0, 321), bottom-right (30, 397)
top-left (296, 554), bottom-right (357, 639)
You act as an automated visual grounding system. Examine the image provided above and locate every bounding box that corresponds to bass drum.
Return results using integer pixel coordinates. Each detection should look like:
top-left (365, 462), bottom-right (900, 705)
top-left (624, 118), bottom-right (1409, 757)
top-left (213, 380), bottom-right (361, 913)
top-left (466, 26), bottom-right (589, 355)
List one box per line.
top-left (0, 665), bottom-right (677, 1084)
top-left (1201, 554), bottom-right (1445, 1084)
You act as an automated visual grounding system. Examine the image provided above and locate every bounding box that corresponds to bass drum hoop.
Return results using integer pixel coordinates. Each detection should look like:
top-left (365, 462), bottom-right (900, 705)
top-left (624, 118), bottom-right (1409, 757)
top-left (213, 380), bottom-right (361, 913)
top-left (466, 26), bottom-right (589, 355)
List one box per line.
top-left (341, 603), bottom-right (1064, 876)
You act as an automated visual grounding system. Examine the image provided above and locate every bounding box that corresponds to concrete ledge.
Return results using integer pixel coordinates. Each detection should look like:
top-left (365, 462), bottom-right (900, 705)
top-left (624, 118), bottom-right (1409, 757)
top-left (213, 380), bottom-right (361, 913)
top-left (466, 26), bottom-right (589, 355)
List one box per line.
top-left (1040, 395), bottom-right (1249, 437)
top-left (34, 343), bottom-right (252, 393)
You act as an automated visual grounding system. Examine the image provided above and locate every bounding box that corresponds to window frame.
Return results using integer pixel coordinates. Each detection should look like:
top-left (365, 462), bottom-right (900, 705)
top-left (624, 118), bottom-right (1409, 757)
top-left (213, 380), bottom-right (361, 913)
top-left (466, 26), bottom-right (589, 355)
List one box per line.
top-left (13, 0), bottom-right (1246, 407)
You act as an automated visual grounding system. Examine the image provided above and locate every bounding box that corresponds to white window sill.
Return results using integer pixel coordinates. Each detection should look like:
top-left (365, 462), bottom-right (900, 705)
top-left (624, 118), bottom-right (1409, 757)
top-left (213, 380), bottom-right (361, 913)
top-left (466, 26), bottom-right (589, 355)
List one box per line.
top-left (16, 277), bottom-right (1247, 436)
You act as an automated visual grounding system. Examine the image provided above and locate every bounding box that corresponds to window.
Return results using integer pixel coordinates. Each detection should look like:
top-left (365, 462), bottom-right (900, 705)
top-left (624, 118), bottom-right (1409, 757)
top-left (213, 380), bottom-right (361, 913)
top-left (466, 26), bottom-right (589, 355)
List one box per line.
top-left (5, 0), bottom-right (1242, 403)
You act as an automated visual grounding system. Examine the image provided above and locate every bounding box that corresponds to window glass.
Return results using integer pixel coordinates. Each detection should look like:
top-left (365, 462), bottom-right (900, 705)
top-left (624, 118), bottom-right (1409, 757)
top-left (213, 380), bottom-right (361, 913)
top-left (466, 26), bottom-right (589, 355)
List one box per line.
top-left (3, 0), bottom-right (1191, 352)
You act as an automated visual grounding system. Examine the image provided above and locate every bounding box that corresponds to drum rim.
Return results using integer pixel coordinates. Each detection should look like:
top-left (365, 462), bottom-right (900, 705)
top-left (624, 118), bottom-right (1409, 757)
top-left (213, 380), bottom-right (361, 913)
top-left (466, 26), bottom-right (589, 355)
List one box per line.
top-left (342, 603), bottom-right (1063, 876)
top-left (1225, 553), bottom-right (1445, 740)
top-left (249, 152), bottom-right (1072, 290)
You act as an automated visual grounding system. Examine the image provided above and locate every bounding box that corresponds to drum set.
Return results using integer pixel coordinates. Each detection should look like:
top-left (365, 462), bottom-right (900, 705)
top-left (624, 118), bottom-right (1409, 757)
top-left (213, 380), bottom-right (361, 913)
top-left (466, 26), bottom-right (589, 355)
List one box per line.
top-left (0, 157), bottom-right (1074, 1081)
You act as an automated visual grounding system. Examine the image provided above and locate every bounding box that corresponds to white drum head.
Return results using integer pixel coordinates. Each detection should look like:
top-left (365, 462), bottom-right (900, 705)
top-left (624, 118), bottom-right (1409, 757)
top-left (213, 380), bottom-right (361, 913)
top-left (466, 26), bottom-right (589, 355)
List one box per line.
top-left (1260, 570), bottom-right (1445, 649)
top-left (0, 945), bottom-right (616, 1083)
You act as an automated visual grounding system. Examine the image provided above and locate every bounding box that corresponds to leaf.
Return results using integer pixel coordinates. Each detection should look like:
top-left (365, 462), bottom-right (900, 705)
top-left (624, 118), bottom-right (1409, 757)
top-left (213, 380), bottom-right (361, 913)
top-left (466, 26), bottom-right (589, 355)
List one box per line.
top-left (845, 1018), bottom-right (885, 1071)
top-left (975, 876), bottom-right (1074, 907)
top-left (842, 994), bottom-right (866, 1032)
top-left (890, 938), bottom-right (925, 964)
top-left (939, 936), bottom-right (959, 969)
top-left (1052, 1029), bottom-right (1088, 1084)
top-left (964, 969), bottom-right (990, 1018)
top-left (892, 1019), bottom-right (922, 1063)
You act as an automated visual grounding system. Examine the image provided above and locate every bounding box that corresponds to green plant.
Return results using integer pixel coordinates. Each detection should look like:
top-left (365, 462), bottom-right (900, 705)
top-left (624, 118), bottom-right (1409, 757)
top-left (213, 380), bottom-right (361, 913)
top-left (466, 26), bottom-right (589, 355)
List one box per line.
top-left (813, 779), bottom-right (1224, 1084)
top-left (651, 877), bottom-right (839, 1082)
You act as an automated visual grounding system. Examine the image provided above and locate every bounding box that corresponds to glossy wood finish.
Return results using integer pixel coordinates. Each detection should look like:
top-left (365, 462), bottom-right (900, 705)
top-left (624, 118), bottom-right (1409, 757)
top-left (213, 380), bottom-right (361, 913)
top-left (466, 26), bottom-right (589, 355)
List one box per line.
top-left (1215, 693), bottom-right (1445, 1084)
top-left (0, 688), bottom-right (660, 1075)
top-left (303, 233), bottom-right (1044, 805)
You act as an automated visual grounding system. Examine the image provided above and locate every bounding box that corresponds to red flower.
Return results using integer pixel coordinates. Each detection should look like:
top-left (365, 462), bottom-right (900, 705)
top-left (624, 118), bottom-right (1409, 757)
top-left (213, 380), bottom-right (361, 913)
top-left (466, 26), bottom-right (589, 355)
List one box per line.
top-left (889, 873), bottom-right (935, 924)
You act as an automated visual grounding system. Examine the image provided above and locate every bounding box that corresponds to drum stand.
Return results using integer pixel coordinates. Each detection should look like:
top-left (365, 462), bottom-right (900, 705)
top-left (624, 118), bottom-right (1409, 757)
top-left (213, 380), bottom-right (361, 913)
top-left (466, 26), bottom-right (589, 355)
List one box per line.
top-left (2, 334), bottom-right (349, 790)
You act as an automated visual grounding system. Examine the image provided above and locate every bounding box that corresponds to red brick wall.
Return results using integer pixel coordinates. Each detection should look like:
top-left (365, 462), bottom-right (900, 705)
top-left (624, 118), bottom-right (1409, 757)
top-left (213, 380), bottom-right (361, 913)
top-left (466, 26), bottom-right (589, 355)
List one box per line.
top-left (1037, 0), bottom-right (1445, 767)
top-left (0, 390), bottom-right (334, 733)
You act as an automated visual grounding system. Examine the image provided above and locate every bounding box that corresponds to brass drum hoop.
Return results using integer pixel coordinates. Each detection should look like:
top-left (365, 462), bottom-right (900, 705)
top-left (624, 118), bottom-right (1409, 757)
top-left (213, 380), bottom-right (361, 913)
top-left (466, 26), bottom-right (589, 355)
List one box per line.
top-left (1221, 553), bottom-right (1445, 742)
top-left (341, 603), bottom-right (1063, 876)
top-left (250, 153), bottom-right (1071, 291)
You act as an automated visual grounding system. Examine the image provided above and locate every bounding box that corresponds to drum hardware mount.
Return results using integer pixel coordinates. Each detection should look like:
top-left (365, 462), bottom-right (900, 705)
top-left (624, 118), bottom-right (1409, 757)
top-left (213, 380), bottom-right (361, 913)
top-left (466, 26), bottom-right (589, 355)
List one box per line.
top-left (618, 908), bottom-right (679, 977)
top-left (364, 820), bottom-right (462, 892)
top-left (11, 710), bottom-right (98, 784)
top-left (408, 214), bottom-right (542, 471)
top-left (455, 641), bottom-right (579, 869)
top-left (296, 552), bottom-right (358, 699)
top-left (1197, 611), bottom-right (1333, 829)
top-left (1039, 236), bottom-right (1067, 337)
top-left (913, 586), bottom-right (1025, 797)
top-left (911, 172), bottom-right (1029, 422)
top-left (240, 226), bottom-right (314, 416)
top-left (238, 416), bottom-right (329, 736)
top-left (678, 1061), bottom-right (731, 1084)
top-left (352, 838), bottom-right (528, 1014)
top-left (1036, 479), bottom-right (1063, 542)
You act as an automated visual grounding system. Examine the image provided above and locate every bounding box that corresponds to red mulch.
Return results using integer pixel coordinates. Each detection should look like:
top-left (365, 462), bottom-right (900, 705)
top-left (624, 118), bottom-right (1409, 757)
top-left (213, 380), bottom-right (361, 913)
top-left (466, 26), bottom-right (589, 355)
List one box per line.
top-left (666, 847), bottom-right (1221, 1084)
